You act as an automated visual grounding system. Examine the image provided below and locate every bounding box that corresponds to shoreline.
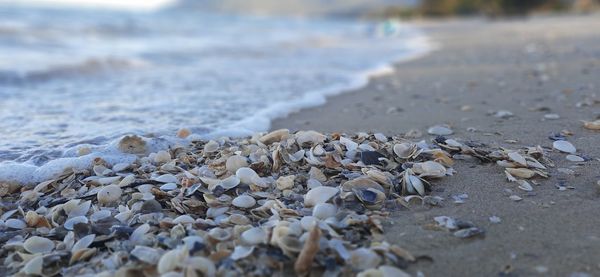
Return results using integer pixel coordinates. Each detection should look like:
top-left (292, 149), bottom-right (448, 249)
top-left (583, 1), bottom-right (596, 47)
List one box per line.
top-left (272, 14), bottom-right (600, 276)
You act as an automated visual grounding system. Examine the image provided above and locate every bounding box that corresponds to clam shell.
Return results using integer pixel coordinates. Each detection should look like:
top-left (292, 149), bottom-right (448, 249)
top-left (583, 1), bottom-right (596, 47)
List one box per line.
top-left (97, 184), bottom-right (122, 205)
top-left (241, 227), bottom-right (267, 245)
top-left (24, 236), bottom-right (55, 254)
top-left (312, 203), bottom-right (337, 220)
top-left (23, 255), bottom-right (44, 275)
top-left (132, 245), bottom-right (161, 264)
top-left (566, 154), bottom-right (584, 162)
top-left (350, 248), bottom-right (381, 270)
top-left (230, 246), bottom-right (255, 261)
top-left (300, 216), bottom-right (318, 231)
top-left (340, 137), bottom-right (358, 151)
top-left (226, 155), bottom-right (248, 173)
top-left (208, 227), bottom-right (232, 241)
top-left (232, 195), bottom-right (256, 209)
top-left (154, 174), bottom-right (179, 184)
top-left (72, 234), bottom-right (95, 252)
top-left (64, 216), bottom-right (88, 230)
top-left (5, 218), bottom-right (26, 229)
top-left (295, 130), bottom-right (326, 145)
top-left (203, 140), bottom-right (219, 153)
top-left (427, 125), bottom-right (453, 136)
top-left (412, 161), bottom-right (446, 178)
top-left (154, 150), bottom-right (172, 164)
top-left (157, 249), bottom-right (182, 274)
top-left (173, 215), bottom-right (195, 225)
top-left (507, 152), bottom-right (527, 167)
top-left (304, 186), bottom-right (339, 207)
top-left (583, 120), bottom-right (600, 130)
top-left (553, 140), bottom-right (576, 154)
top-left (184, 257), bottom-right (216, 276)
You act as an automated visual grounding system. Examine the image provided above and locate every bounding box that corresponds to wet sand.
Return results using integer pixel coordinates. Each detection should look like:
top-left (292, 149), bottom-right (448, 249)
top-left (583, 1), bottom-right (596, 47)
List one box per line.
top-left (272, 14), bottom-right (600, 276)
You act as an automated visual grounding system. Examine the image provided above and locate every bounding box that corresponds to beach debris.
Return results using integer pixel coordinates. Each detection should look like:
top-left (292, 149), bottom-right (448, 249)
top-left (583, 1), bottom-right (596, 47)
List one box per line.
top-left (494, 110), bottom-right (514, 119)
top-left (553, 140), bottom-right (576, 154)
top-left (427, 125), bottom-right (453, 136)
top-left (566, 155), bottom-right (584, 162)
top-left (489, 216), bottom-right (502, 224)
top-left (582, 120), bottom-right (600, 130)
top-left (0, 130), bottom-right (554, 275)
top-left (543, 113), bottom-right (560, 120)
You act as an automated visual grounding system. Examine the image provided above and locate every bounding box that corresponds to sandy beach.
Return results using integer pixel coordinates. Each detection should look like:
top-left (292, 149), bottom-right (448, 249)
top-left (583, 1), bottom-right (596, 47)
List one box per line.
top-left (273, 14), bottom-right (600, 276)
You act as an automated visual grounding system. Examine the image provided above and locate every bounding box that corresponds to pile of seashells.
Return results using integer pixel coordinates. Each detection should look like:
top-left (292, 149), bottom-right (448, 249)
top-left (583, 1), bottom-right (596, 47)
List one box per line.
top-left (0, 129), bottom-right (554, 276)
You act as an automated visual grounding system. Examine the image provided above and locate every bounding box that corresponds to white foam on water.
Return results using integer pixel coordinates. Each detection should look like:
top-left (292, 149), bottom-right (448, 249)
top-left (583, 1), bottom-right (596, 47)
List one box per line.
top-left (0, 9), bottom-right (434, 185)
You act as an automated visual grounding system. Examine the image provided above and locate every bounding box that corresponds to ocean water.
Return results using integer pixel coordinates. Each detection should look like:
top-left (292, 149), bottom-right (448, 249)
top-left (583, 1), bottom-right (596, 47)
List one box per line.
top-left (0, 4), bottom-right (430, 183)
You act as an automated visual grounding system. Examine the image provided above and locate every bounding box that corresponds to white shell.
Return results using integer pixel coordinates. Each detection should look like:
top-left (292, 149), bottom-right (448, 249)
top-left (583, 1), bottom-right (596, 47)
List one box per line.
top-left (172, 215), bottom-right (195, 225)
top-left (72, 234), bottom-right (95, 252)
top-left (553, 140), bottom-right (576, 154)
top-left (507, 152), bottom-right (527, 166)
top-left (340, 137), bottom-right (358, 151)
top-left (97, 184), bottom-right (122, 205)
top-left (300, 216), bottom-right (318, 231)
top-left (24, 236), bottom-right (55, 254)
top-left (295, 130), bottom-right (326, 145)
top-left (312, 203), bottom-right (337, 220)
top-left (160, 183), bottom-right (178, 191)
top-left (226, 155), bottom-right (248, 173)
top-left (132, 245), bottom-right (161, 264)
top-left (64, 216), bottom-right (88, 230)
top-left (5, 218), bottom-right (27, 229)
top-left (157, 249), bottom-right (181, 274)
top-left (304, 186), bottom-right (338, 207)
top-left (350, 248), bottom-right (382, 270)
top-left (154, 150), bottom-right (171, 164)
top-left (230, 245), bottom-right (255, 260)
top-left (236, 167), bottom-right (261, 185)
top-left (23, 255), bottom-right (44, 275)
top-left (566, 154), bottom-right (584, 162)
top-left (427, 125), bottom-right (453, 136)
top-left (154, 174), bottom-right (179, 184)
top-left (232, 195), bottom-right (256, 209)
top-left (241, 227), bottom-right (267, 245)
top-left (203, 140), bottom-right (219, 153)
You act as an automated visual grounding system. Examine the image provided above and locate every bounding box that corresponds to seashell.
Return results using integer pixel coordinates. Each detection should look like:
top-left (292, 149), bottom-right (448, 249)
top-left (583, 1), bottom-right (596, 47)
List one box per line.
top-left (118, 174), bottom-right (135, 187)
top-left (583, 120), bottom-right (600, 130)
top-left (208, 227), bottom-right (232, 242)
top-left (72, 234), bottom-right (95, 252)
top-left (374, 133), bottom-right (388, 142)
top-left (235, 167), bottom-right (265, 187)
top-left (64, 216), bottom-right (88, 230)
top-left (154, 150), bottom-right (172, 164)
top-left (507, 152), bottom-right (527, 167)
top-left (130, 223), bottom-right (151, 243)
top-left (427, 125), bottom-right (453, 136)
top-left (566, 154), bottom-right (584, 162)
top-left (204, 140), bottom-right (219, 153)
top-left (516, 180), bottom-right (533, 192)
top-left (309, 167), bottom-right (327, 182)
top-left (402, 171), bottom-right (426, 196)
top-left (141, 200), bottom-right (162, 214)
top-left (241, 227), bottom-right (267, 245)
top-left (154, 174), bottom-right (179, 184)
top-left (226, 155), bottom-right (248, 173)
top-left (342, 177), bottom-right (384, 193)
top-left (295, 130), bottom-right (326, 145)
top-left (5, 218), bottom-right (27, 229)
top-left (378, 266), bottom-right (411, 277)
top-left (97, 176), bottom-right (120, 185)
top-left (177, 128), bottom-right (191, 138)
top-left (412, 161), bottom-right (446, 178)
top-left (304, 186), bottom-right (338, 207)
top-left (24, 236), bottom-right (55, 254)
top-left (276, 175), bottom-right (295, 190)
top-left (23, 255), bottom-right (44, 275)
top-left (494, 110), bottom-right (514, 118)
top-left (184, 257), bottom-right (216, 277)
top-left (118, 135), bottom-right (147, 154)
top-left (97, 184), bottom-right (122, 205)
top-left (232, 195), bottom-right (256, 209)
top-left (132, 245), bottom-right (161, 264)
top-left (112, 162), bottom-right (130, 172)
top-left (505, 168), bottom-right (536, 179)
top-left (353, 188), bottom-right (386, 209)
top-left (173, 215), bottom-right (195, 225)
top-left (160, 183), bottom-right (178, 191)
top-left (350, 248), bottom-right (382, 270)
top-left (259, 129), bottom-right (289, 145)
top-left (300, 216), bottom-right (318, 231)
top-left (340, 137), bottom-right (358, 151)
top-left (360, 151), bottom-right (385, 166)
top-left (553, 140), bottom-right (576, 154)
top-left (312, 203), bottom-right (337, 220)
top-left (227, 214), bottom-right (251, 225)
top-left (209, 175), bottom-right (240, 191)
top-left (393, 142), bottom-right (420, 159)
top-left (158, 249), bottom-right (182, 274)
top-left (230, 245), bottom-right (255, 261)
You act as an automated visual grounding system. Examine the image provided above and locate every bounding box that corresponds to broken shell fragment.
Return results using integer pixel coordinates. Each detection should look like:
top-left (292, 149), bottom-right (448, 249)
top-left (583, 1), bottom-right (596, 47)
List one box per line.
top-left (232, 195), bottom-right (256, 209)
top-left (552, 140), bottom-right (576, 154)
top-left (427, 125), bottom-right (453, 136)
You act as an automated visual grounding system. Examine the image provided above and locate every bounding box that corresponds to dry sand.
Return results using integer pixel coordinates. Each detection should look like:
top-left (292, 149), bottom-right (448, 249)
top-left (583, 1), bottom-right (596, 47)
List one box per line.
top-left (272, 14), bottom-right (600, 276)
